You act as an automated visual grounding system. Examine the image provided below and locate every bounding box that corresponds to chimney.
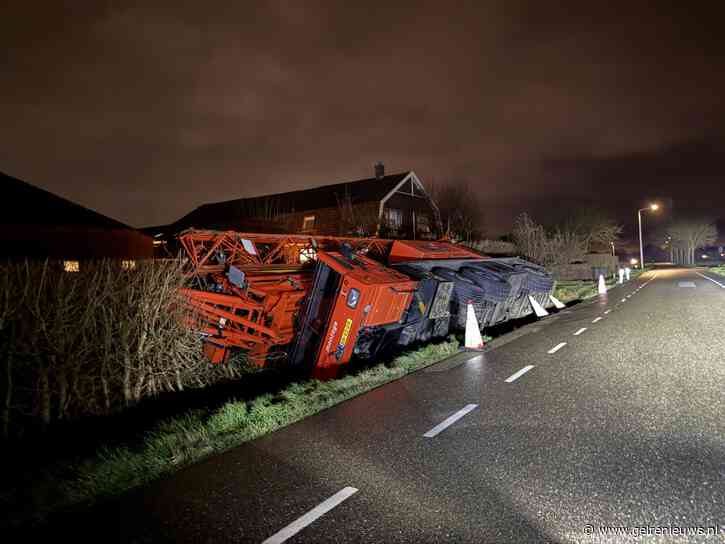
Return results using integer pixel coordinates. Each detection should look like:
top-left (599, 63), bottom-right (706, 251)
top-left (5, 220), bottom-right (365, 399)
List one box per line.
top-left (374, 161), bottom-right (385, 180)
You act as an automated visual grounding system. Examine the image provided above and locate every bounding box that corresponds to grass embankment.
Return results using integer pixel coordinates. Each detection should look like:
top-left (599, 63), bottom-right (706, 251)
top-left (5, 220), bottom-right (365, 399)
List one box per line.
top-left (553, 268), bottom-right (646, 304)
top-left (709, 266), bottom-right (725, 277)
top-left (13, 338), bottom-right (459, 526)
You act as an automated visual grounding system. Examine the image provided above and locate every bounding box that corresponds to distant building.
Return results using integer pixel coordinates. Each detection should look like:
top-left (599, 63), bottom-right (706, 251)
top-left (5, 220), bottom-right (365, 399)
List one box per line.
top-left (0, 171), bottom-right (153, 265)
top-left (145, 165), bottom-right (442, 245)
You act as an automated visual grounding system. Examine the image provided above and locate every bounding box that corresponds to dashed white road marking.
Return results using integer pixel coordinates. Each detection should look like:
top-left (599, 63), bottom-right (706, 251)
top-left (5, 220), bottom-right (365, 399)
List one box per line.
top-left (262, 487), bottom-right (359, 544)
top-left (573, 327), bottom-right (587, 336)
top-left (604, 309), bottom-right (611, 314)
top-left (696, 272), bottom-right (725, 289)
top-left (592, 317), bottom-right (603, 323)
top-left (621, 298), bottom-right (627, 302)
top-left (423, 404), bottom-right (478, 438)
top-left (548, 342), bottom-right (567, 354)
top-left (505, 365), bottom-right (534, 383)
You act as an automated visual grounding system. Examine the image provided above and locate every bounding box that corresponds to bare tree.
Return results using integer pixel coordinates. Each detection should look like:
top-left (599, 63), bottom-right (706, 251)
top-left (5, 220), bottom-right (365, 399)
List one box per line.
top-left (547, 227), bottom-right (588, 265)
top-left (249, 195), bottom-right (288, 222)
top-left (512, 213), bottom-right (549, 264)
top-left (335, 188), bottom-right (380, 237)
top-left (668, 219), bottom-right (717, 265)
top-left (512, 212), bottom-right (618, 267)
top-left (566, 211), bottom-right (623, 252)
top-left (512, 213), bottom-right (587, 266)
top-left (0, 261), bottom-right (31, 438)
top-left (426, 180), bottom-right (484, 243)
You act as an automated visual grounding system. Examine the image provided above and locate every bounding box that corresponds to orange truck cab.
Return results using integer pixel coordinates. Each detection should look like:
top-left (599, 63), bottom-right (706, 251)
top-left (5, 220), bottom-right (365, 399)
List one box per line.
top-left (289, 249), bottom-right (417, 379)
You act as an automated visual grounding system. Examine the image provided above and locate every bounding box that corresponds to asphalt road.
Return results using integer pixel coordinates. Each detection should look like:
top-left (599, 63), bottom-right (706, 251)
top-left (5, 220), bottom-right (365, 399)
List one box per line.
top-left (34, 267), bottom-right (725, 543)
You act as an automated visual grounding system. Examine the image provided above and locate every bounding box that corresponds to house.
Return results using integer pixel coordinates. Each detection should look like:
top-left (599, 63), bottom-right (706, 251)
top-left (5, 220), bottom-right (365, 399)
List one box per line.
top-left (0, 171), bottom-right (153, 266)
top-left (146, 164), bottom-right (442, 243)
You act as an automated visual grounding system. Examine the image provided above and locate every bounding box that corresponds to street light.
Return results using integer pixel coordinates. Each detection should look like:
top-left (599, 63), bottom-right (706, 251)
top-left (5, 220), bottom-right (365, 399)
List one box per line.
top-left (638, 203), bottom-right (659, 269)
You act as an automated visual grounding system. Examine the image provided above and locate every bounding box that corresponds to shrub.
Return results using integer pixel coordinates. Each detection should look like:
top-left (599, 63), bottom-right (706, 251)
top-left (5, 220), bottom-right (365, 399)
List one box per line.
top-left (0, 259), bottom-right (243, 438)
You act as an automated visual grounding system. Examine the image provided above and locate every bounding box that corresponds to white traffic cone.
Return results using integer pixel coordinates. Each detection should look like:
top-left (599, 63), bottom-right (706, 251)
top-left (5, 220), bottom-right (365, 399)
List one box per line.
top-left (528, 295), bottom-right (549, 317)
top-left (618, 268), bottom-right (624, 284)
top-left (598, 274), bottom-right (607, 295)
top-left (464, 301), bottom-right (485, 350)
top-left (625, 267), bottom-right (631, 280)
top-left (549, 294), bottom-right (566, 310)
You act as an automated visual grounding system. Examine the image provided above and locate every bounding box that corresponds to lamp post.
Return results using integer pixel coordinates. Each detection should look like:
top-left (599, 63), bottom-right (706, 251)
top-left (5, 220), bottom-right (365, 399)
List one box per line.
top-left (637, 203), bottom-right (659, 269)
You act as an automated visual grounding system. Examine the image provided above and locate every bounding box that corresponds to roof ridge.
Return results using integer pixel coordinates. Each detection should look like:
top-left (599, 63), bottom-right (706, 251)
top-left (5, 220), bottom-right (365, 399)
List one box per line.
top-left (199, 171), bottom-right (412, 207)
top-left (0, 170), bottom-right (135, 230)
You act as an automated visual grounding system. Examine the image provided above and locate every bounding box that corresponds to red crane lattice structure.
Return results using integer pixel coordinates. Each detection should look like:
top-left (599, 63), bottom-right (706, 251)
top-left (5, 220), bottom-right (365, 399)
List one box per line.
top-left (178, 229), bottom-right (395, 271)
top-left (177, 229), bottom-right (398, 365)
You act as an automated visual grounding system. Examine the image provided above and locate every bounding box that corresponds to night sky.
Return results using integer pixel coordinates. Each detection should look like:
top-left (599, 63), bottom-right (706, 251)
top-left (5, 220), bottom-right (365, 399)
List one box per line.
top-left (2, 2), bottom-right (723, 237)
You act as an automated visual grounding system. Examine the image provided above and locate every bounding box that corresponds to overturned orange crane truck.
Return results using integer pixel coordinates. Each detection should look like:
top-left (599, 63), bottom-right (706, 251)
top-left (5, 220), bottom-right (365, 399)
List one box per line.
top-left (178, 229), bottom-right (555, 379)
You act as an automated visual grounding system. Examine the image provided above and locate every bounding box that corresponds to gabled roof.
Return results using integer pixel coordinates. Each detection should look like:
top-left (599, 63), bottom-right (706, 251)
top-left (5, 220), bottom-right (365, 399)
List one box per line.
top-left (0, 171), bottom-right (133, 230)
top-left (154, 171), bottom-right (412, 234)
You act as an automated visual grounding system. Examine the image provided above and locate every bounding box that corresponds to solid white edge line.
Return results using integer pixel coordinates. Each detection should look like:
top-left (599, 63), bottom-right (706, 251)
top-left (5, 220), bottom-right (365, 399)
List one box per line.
top-left (573, 327), bottom-right (587, 336)
top-left (262, 487), bottom-right (359, 544)
top-left (548, 342), bottom-right (567, 354)
top-left (592, 317), bottom-right (603, 323)
top-left (505, 365), bottom-right (534, 383)
top-left (696, 272), bottom-right (725, 289)
top-left (423, 404), bottom-right (478, 438)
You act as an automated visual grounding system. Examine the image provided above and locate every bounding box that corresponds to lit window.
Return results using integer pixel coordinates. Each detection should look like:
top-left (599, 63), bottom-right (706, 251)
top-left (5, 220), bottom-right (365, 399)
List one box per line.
top-left (302, 215), bottom-right (316, 231)
top-left (299, 248), bottom-right (317, 263)
top-left (122, 260), bottom-right (136, 270)
top-left (64, 260), bottom-right (80, 273)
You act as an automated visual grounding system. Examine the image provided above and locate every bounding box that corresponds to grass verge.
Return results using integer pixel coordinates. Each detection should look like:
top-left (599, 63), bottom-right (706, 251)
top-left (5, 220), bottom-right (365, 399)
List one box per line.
top-left (11, 338), bottom-right (459, 527)
top-left (553, 268), bottom-right (646, 303)
top-left (708, 266), bottom-right (725, 277)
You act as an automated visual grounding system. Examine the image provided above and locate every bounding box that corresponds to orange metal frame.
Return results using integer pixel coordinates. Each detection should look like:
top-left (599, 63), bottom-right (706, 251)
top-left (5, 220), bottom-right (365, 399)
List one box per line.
top-left (177, 230), bottom-right (398, 366)
top-left (178, 229), bottom-right (395, 273)
top-left (177, 229), bottom-right (483, 368)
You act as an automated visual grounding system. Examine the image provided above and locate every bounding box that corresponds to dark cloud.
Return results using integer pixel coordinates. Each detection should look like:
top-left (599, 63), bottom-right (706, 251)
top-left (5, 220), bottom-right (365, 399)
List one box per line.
top-left (1, 2), bottom-right (723, 236)
top-left (538, 135), bottom-right (725, 230)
